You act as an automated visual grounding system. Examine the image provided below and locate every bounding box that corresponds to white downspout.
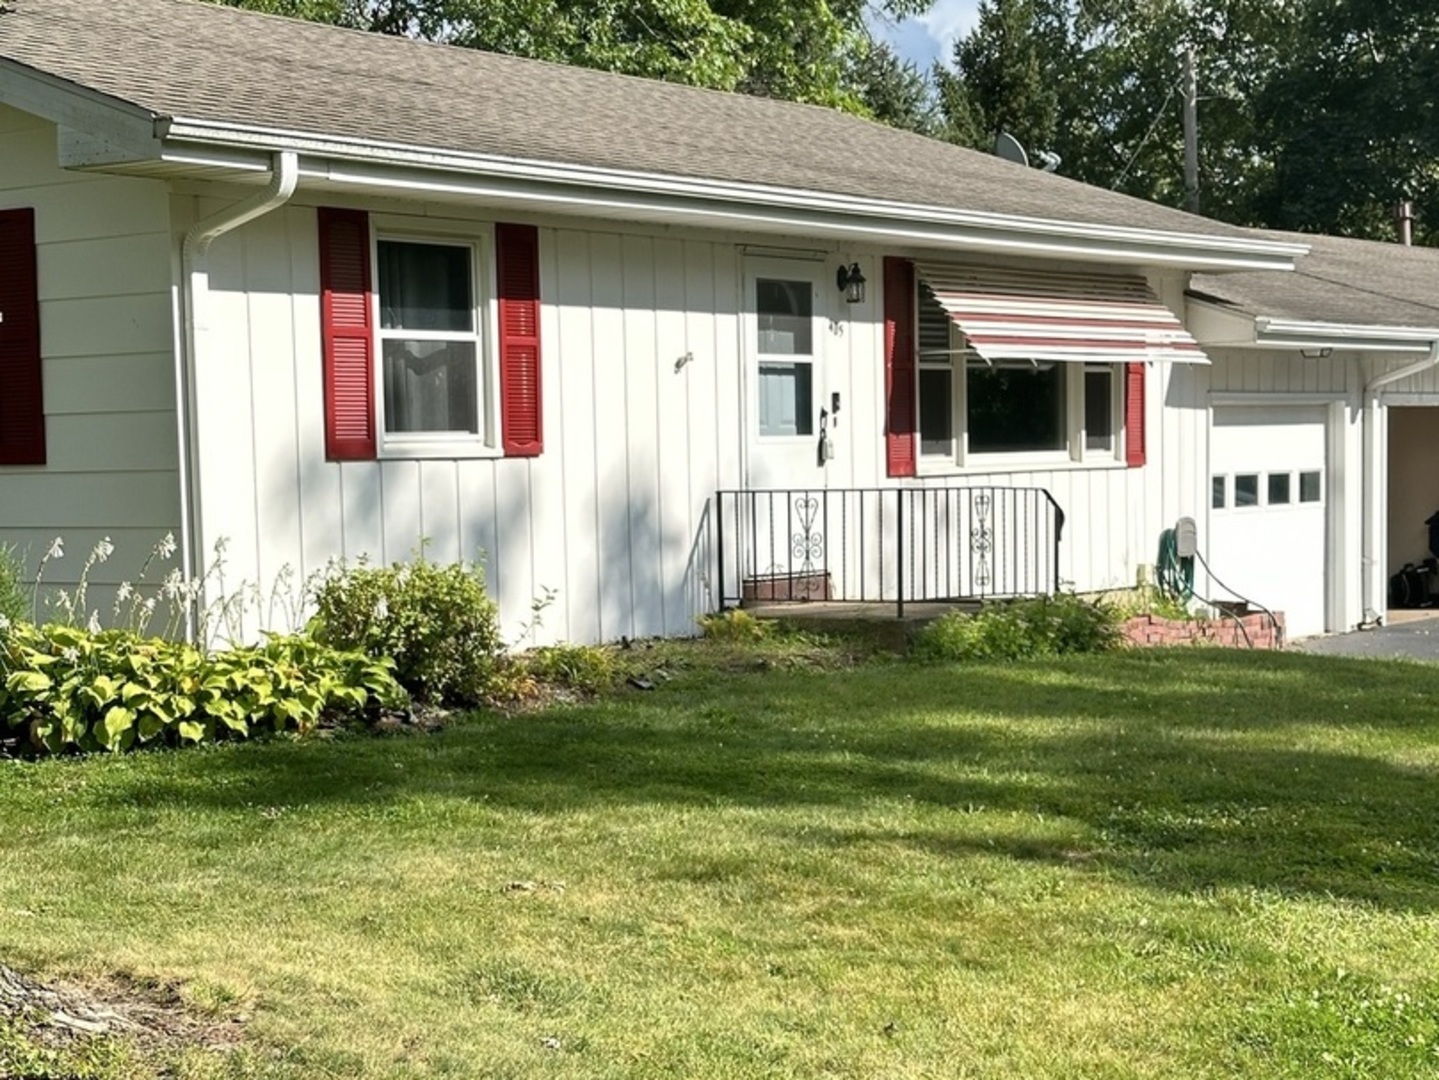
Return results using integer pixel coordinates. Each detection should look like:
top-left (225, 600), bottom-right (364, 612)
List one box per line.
top-left (1360, 340), bottom-right (1439, 625)
top-left (175, 151), bottom-right (299, 640)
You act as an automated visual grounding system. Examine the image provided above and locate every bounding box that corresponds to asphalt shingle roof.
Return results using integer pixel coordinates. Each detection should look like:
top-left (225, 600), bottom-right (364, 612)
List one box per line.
top-left (0, 0), bottom-right (1263, 242)
top-left (1192, 231), bottom-right (1439, 329)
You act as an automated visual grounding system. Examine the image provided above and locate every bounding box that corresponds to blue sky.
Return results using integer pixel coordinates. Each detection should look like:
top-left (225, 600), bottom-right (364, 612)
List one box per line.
top-left (870, 0), bottom-right (983, 70)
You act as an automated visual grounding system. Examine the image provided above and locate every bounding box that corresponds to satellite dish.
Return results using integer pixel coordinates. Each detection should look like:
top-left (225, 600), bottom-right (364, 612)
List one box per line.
top-left (995, 132), bottom-right (1029, 167)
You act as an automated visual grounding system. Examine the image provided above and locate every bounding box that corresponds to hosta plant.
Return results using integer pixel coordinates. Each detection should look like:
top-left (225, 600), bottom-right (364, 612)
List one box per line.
top-left (0, 621), bottom-right (406, 755)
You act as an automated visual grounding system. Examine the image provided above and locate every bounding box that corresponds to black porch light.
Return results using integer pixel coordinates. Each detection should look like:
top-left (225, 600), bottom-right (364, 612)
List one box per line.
top-left (837, 262), bottom-right (866, 304)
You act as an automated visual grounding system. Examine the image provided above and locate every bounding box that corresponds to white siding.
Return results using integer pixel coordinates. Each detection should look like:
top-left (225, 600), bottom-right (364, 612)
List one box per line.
top-left (0, 105), bottom-right (180, 603)
top-left (191, 198), bottom-right (1204, 643)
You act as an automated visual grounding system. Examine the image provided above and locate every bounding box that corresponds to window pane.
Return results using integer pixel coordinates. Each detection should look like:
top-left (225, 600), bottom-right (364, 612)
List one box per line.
top-left (1268, 473), bottom-right (1291, 505)
top-left (382, 340), bottom-right (479, 433)
top-left (1300, 470), bottom-right (1322, 503)
top-left (1234, 473), bottom-right (1259, 507)
top-left (1212, 475), bottom-right (1226, 509)
top-left (1085, 368), bottom-right (1114, 452)
top-left (756, 279), bottom-right (812, 356)
top-left (967, 363), bottom-right (1065, 453)
top-left (919, 367), bottom-right (953, 456)
top-left (758, 361), bottom-right (813, 436)
top-left (378, 241), bottom-right (473, 332)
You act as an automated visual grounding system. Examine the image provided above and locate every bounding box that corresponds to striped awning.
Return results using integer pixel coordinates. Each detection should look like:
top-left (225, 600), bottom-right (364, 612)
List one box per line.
top-left (915, 263), bottom-right (1209, 365)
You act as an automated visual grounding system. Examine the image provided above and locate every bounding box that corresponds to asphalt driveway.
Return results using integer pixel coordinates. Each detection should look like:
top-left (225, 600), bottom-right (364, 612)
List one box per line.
top-left (1295, 614), bottom-right (1439, 661)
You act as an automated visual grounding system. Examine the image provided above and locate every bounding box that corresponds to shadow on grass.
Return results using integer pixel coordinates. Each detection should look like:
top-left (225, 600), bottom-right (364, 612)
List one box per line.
top-left (97, 649), bottom-right (1439, 911)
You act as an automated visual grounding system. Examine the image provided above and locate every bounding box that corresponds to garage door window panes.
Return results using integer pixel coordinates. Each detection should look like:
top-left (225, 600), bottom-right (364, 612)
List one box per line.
top-left (1215, 470), bottom-right (1323, 511)
top-left (1234, 473), bottom-right (1259, 508)
top-left (1268, 473), bottom-right (1291, 505)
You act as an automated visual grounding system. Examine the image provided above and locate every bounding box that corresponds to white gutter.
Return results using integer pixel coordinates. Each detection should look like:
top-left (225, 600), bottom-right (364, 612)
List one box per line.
top-left (1360, 341), bottom-right (1439, 625)
top-left (154, 117), bottom-right (1308, 272)
top-left (175, 150), bottom-right (298, 641)
top-left (1256, 316), bottom-right (1439, 353)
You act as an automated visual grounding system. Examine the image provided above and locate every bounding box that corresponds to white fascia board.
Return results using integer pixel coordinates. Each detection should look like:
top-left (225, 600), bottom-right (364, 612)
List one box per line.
top-left (1255, 316), bottom-right (1439, 353)
top-left (0, 60), bottom-right (161, 162)
top-left (155, 119), bottom-right (1307, 272)
top-left (1189, 298), bottom-right (1439, 353)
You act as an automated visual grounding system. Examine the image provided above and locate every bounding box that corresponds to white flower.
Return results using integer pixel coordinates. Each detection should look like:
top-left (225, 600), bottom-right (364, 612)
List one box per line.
top-left (60, 646), bottom-right (79, 663)
top-left (157, 532), bottom-right (177, 560)
top-left (0, 613), bottom-right (10, 632)
top-left (162, 569), bottom-right (183, 600)
top-left (116, 582), bottom-right (133, 602)
top-left (141, 597), bottom-right (157, 616)
top-left (375, 595), bottom-right (389, 620)
top-left (87, 610), bottom-right (102, 634)
top-left (46, 537), bottom-right (64, 560)
top-left (92, 536), bottom-right (114, 564)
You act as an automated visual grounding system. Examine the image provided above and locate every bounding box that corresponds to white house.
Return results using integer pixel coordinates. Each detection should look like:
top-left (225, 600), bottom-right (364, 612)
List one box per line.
top-left (0, 0), bottom-right (1307, 645)
top-left (1189, 234), bottom-right (1439, 638)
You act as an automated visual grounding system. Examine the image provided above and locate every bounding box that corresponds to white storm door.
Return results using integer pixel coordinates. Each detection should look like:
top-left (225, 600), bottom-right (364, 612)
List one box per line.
top-left (1209, 405), bottom-right (1330, 638)
top-left (743, 258), bottom-right (828, 490)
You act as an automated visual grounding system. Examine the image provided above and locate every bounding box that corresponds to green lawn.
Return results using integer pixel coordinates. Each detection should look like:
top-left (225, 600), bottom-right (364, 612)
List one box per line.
top-left (4, 646), bottom-right (1439, 1078)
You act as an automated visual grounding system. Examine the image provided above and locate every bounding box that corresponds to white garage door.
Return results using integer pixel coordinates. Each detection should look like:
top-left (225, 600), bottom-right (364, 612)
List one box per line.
top-left (1209, 406), bottom-right (1328, 639)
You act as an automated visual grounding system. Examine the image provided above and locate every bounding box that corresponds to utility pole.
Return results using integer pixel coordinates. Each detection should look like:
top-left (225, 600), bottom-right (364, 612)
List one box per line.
top-left (1182, 44), bottom-right (1200, 215)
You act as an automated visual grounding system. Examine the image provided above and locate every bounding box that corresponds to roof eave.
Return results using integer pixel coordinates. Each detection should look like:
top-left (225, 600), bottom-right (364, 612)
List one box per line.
top-left (1255, 316), bottom-right (1439, 353)
top-left (1188, 297), bottom-right (1439, 353)
top-left (155, 118), bottom-right (1307, 272)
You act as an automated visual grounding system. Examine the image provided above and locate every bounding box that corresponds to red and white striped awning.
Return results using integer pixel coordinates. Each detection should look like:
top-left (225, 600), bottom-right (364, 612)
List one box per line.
top-left (915, 263), bottom-right (1209, 365)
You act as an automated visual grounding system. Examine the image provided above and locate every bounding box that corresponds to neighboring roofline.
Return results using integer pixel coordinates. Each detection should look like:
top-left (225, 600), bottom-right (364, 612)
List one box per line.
top-left (1187, 295), bottom-right (1439, 352)
top-left (153, 117), bottom-right (1308, 272)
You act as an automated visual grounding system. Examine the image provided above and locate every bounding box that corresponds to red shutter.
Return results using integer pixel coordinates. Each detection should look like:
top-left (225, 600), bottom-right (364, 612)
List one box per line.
top-left (883, 257), bottom-right (916, 477)
top-left (0, 208), bottom-right (44, 466)
top-left (1124, 361), bottom-right (1146, 468)
top-left (496, 223), bottom-right (542, 457)
top-left (318, 207), bottom-right (376, 461)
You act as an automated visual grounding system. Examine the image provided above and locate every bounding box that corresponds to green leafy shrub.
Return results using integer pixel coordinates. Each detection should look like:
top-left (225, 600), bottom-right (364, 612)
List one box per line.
top-left (524, 643), bottom-right (621, 694)
top-left (0, 544), bottom-right (25, 627)
top-left (0, 622), bottom-right (406, 755)
top-left (911, 595), bottom-right (1122, 662)
top-left (698, 609), bottom-right (769, 642)
top-left (309, 557), bottom-right (505, 705)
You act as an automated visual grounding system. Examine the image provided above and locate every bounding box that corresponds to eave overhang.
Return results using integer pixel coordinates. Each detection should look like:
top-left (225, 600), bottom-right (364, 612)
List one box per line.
top-left (1188, 296), bottom-right (1439, 354)
top-left (149, 118), bottom-right (1307, 272)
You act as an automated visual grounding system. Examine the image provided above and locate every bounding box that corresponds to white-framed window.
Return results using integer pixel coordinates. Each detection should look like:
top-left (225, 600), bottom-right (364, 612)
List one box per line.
top-left (372, 219), bottom-right (497, 457)
top-left (916, 284), bottom-right (1122, 468)
top-left (753, 274), bottom-right (818, 438)
top-left (1212, 470), bottom-right (1323, 511)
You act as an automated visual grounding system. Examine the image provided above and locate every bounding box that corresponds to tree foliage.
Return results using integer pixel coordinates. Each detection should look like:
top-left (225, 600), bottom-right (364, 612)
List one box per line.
top-left (937, 0), bottom-right (1437, 242)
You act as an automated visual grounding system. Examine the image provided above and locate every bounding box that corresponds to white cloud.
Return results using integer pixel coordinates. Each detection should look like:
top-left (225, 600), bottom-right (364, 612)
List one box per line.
top-left (917, 0), bottom-right (983, 67)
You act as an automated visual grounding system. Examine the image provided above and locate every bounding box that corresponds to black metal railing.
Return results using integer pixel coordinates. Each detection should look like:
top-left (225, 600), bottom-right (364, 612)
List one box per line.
top-left (715, 486), bottom-right (1065, 617)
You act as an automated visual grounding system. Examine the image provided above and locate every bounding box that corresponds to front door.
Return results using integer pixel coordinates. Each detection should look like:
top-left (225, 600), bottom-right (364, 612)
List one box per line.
top-left (743, 257), bottom-right (830, 489)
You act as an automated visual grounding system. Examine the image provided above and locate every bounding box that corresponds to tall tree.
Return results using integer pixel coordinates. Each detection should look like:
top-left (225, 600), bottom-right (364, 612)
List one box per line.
top-left (1256, 1), bottom-right (1439, 242)
top-left (934, 0), bottom-right (1065, 157)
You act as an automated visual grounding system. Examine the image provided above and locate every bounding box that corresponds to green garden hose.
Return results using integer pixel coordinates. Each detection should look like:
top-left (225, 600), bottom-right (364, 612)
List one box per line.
top-left (1156, 528), bottom-right (1195, 602)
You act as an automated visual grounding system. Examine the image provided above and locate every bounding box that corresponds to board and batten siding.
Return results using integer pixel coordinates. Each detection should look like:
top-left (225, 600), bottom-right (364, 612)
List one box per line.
top-left (187, 200), bottom-right (745, 646)
top-left (190, 201), bottom-right (1207, 643)
top-left (0, 104), bottom-right (181, 607)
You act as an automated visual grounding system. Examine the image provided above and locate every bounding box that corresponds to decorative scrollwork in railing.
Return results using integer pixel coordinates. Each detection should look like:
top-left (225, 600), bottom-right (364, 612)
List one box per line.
top-left (790, 495), bottom-right (825, 595)
top-left (970, 492), bottom-right (993, 590)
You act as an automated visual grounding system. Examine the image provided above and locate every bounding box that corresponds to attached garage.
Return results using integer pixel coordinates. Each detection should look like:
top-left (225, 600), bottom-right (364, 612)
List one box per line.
top-left (1208, 405), bottom-right (1331, 639)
